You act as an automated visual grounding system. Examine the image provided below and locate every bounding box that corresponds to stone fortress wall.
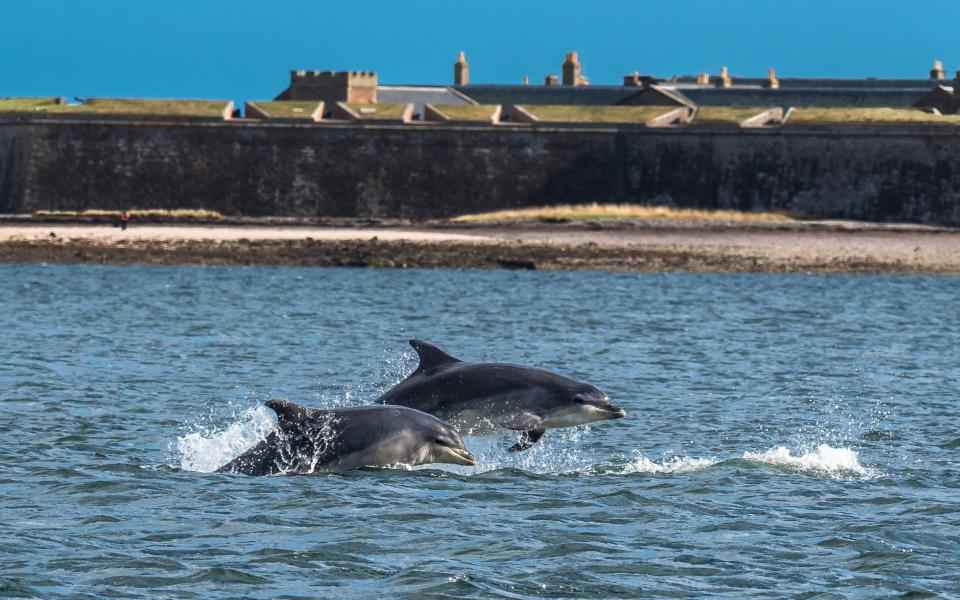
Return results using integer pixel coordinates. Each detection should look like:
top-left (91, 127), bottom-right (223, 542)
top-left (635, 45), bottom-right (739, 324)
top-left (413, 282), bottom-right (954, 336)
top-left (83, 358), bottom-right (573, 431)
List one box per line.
top-left (2, 118), bottom-right (959, 224)
top-left (1, 53), bottom-right (959, 224)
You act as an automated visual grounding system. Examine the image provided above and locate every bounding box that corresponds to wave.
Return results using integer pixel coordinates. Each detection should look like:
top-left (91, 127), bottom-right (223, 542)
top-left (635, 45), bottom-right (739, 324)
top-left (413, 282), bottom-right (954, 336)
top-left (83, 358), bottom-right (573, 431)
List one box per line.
top-left (176, 410), bottom-right (877, 480)
top-left (619, 454), bottom-right (719, 474)
top-left (588, 445), bottom-right (877, 479)
top-left (740, 444), bottom-right (877, 479)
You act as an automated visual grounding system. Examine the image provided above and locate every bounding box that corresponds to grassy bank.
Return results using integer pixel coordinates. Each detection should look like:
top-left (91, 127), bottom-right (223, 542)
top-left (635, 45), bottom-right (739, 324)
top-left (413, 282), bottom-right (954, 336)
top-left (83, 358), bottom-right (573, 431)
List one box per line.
top-left (451, 204), bottom-right (798, 223)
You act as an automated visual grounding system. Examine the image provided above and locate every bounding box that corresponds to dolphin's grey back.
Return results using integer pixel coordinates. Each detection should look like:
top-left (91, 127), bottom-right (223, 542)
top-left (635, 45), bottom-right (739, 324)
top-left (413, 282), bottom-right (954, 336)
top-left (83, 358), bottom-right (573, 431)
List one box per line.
top-left (217, 402), bottom-right (427, 475)
top-left (377, 340), bottom-right (593, 415)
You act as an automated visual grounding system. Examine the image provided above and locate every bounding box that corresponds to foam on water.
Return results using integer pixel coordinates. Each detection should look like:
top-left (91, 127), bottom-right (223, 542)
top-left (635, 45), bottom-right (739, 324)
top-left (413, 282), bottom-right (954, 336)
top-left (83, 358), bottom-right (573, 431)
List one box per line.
top-left (178, 405), bottom-right (275, 473)
top-left (416, 426), bottom-right (595, 476)
top-left (742, 444), bottom-right (875, 478)
top-left (618, 453), bottom-right (719, 475)
top-left (177, 408), bottom-right (876, 481)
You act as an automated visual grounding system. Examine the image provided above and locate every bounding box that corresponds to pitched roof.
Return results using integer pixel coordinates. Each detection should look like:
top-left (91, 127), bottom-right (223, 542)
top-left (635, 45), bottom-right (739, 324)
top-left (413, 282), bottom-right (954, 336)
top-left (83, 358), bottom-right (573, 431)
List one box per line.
top-left (674, 87), bottom-right (928, 108)
top-left (376, 86), bottom-right (473, 114)
top-left (455, 84), bottom-right (639, 106)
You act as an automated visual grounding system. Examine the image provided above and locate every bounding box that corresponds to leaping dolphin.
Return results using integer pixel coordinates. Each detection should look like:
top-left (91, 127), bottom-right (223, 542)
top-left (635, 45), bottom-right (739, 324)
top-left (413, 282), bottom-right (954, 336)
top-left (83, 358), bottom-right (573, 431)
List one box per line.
top-left (377, 340), bottom-right (626, 452)
top-left (216, 400), bottom-right (477, 476)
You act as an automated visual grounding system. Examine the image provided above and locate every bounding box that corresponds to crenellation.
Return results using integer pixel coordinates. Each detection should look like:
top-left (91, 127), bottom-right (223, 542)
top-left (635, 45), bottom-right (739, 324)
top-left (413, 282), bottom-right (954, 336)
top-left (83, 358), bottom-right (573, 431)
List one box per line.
top-left (280, 70), bottom-right (377, 103)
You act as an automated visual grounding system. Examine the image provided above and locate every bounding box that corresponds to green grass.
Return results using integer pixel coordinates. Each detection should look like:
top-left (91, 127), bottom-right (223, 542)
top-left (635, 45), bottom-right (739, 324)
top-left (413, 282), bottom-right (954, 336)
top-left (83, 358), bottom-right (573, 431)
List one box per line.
top-left (787, 107), bottom-right (960, 124)
top-left (519, 105), bottom-right (678, 123)
top-left (694, 107), bottom-right (779, 123)
top-left (249, 101), bottom-right (321, 119)
top-left (431, 104), bottom-right (499, 121)
top-left (0, 97), bottom-right (63, 111)
top-left (43, 98), bottom-right (230, 116)
top-left (452, 203), bottom-right (798, 222)
top-left (346, 103), bottom-right (409, 118)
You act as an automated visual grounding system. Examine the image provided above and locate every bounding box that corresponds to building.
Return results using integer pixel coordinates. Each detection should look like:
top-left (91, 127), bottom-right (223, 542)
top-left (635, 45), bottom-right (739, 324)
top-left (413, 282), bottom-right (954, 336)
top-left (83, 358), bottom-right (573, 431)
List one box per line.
top-left (272, 54), bottom-right (959, 115)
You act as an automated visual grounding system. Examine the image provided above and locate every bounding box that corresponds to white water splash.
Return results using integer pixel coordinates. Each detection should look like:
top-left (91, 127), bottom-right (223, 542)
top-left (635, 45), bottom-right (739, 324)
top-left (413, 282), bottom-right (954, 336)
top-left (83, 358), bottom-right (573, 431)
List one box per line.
top-left (177, 405), bottom-right (275, 473)
top-left (418, 427), bottom-right (595, 476)
top-left (176, 406), bottom-right (878, 481)
top-left (619, 453), bottom-right (719, 474)
top-left (742, 444), bottom-right (874, 478)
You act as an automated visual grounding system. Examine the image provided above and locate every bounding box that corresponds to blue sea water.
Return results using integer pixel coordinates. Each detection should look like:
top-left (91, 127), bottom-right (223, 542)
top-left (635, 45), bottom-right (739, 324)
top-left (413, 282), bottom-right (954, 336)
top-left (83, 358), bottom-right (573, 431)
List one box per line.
top-left (1, 264), bottom-right (959, 598)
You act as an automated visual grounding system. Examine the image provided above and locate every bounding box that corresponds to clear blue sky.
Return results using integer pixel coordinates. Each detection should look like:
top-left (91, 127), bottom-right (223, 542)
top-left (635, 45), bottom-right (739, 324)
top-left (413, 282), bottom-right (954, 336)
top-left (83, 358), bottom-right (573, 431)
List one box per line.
top-left (2, 0), bottom-right (959, 101)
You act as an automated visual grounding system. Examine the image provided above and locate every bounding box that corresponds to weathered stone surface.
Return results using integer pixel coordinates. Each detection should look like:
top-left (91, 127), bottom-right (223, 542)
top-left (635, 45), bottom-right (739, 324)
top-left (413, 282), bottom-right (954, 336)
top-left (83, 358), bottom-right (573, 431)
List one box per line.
top-left (0, 119), bottom-right (958, 224)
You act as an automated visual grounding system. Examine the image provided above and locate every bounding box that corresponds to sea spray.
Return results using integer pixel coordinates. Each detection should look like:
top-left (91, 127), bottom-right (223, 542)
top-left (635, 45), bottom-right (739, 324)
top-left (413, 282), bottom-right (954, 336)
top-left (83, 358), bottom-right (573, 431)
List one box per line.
top-left (742, 444), bottom-right (876, 478)
top-left (178, 407), bottom-right (878, 480)
top-left (178, 405), bottom-right (275, 472)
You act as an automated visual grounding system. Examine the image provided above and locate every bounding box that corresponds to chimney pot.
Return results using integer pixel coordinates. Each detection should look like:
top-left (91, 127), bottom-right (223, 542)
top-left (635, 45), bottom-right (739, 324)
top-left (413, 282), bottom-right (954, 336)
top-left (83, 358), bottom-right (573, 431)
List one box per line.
top-left (716, 65), bottom-right (732, 88)
top-left (454, 50), bottom-right (469, 85)
top-left (931, 59), bottom-right (946, 80)
top-left (562, 50), bottom-right (583, 86)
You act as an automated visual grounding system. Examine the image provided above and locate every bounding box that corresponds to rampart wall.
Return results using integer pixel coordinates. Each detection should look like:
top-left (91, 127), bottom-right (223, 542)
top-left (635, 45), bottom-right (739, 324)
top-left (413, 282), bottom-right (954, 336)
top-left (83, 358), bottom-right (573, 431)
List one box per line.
top-left (1, 119), bottom-right (958, 224)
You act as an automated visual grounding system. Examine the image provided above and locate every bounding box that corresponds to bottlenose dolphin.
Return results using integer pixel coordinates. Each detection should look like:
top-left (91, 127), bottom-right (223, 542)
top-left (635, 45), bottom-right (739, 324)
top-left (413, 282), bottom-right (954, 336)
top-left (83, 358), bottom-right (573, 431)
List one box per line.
top-left (216, 400), bottom-right (477, 476)
top-left (377, 340), bottom-right (626, 452)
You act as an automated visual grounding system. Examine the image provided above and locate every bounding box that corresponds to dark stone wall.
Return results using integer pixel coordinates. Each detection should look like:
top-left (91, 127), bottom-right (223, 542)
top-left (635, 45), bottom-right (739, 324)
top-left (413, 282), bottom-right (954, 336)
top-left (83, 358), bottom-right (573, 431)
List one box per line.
top-left (0, 126), bottom-right (30, 214)
top-left (1, 119), bottom-right (959, 224)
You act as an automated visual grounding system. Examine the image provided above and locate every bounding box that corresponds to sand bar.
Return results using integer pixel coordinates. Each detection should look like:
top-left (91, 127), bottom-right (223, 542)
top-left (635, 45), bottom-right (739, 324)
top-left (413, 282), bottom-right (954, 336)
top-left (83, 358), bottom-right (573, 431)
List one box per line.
top-left (2, 221), bottom-right (960, 274)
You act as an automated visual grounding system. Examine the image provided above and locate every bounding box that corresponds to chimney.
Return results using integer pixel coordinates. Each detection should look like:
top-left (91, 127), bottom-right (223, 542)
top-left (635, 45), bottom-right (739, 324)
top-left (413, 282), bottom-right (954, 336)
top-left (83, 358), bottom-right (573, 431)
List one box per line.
top-left (454, 50), bottom-right (469, 85)
top-left (716, 65), bottom-right (732, 88)
top-left (522, 75), bottom-right (529, 85)
top-left (623, 72), bottom-right (642, 87)
top-left (695, 72), bottom-right (710, 85)
top-left (763, 67), bottom-right (780, 89)
top-left (562, 51), bottom-right (582, 86)
top-left (930, 59), bottom-right (946, 80)
top-left (545, 74), bottom-right (559, 86)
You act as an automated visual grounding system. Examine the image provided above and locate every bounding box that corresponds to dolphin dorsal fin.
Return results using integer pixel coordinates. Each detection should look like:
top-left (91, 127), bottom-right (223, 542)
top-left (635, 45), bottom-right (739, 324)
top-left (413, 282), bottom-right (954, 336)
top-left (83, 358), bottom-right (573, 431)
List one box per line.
top-left (265, 399), bottom-right (316, 431)
top-left (409, 339), bottom-right (461, 374)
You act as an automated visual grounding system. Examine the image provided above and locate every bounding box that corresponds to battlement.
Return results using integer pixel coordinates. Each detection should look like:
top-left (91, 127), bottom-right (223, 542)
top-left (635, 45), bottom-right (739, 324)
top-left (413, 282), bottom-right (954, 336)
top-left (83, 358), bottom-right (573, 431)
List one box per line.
top-left (277, 70), bottom-right (377, 103)
top-left (290, 70), bottom-right (377, 82)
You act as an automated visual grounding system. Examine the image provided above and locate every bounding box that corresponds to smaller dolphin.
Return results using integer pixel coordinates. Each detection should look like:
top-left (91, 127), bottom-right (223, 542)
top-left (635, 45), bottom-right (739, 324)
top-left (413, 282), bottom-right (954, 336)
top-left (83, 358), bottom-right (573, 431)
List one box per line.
top-left (216, 400), bottom-right (477, 476)
top-left (377, 340), bottom-right (626, 452)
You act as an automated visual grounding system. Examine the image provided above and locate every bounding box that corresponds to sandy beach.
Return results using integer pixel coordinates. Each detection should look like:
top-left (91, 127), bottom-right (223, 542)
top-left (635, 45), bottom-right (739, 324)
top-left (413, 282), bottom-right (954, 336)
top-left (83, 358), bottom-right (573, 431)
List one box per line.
top-left (2, 219), bottom-right (960, 273)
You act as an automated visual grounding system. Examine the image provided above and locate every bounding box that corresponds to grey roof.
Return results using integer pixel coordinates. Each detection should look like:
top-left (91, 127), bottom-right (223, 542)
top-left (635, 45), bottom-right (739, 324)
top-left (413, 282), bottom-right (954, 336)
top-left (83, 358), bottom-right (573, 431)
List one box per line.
top-left (618, 85), bottom-right (696, 108)
top-left (672, 87), bottom-right (930, 108)
top-left (376, 86), bottom-right (472, 114)
top-left (382, 79), bottom-right (937, 111)
top-left (671, 76), bottom-right (938, 90)
top-left (455, 85), bottom-right (640, 106)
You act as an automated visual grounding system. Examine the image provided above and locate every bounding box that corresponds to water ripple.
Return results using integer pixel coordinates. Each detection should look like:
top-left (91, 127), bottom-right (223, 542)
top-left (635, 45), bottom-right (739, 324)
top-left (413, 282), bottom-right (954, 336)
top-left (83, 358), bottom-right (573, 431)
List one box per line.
top-left (1, 265), bottom-right (959, 597)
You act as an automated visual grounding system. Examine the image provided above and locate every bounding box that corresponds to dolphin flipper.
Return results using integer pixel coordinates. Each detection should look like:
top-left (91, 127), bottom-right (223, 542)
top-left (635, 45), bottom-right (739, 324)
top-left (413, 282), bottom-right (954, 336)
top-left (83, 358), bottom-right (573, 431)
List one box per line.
top-left (507, 428), bottom-right (546, 452)
top-left (500, 411), bottom-right (543, 431)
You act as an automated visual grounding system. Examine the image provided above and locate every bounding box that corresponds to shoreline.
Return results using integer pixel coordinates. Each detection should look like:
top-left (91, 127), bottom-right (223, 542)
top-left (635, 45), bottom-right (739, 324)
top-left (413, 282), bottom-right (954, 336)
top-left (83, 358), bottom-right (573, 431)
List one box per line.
top-left (2, 220), bottom-right (960, 274)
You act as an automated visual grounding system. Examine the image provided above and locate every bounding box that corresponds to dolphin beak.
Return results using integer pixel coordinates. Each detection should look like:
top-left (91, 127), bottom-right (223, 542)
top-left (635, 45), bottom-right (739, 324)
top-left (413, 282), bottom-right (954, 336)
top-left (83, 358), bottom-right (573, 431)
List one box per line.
top-left (452, 447), bottom-right (477, 466)
top-left (602, 404), bottom-right (627, 419)
top-left (584, 398), bottom-right (626, 419)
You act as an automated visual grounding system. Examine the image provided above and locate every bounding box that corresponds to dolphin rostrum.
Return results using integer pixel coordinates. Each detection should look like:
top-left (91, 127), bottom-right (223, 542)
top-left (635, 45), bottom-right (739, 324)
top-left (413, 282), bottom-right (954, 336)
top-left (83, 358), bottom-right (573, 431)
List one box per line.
top-left (377, 340), bottom-right (626, 452)
top-left (216, 400), bottom-right (477, 476)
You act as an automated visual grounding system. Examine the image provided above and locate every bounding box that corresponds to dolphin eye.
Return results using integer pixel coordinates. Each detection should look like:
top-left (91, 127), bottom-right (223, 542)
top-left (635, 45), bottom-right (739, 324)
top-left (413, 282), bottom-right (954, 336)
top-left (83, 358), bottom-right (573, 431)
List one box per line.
top-left (573, 396), bottom-right (586, 404)
top-left (434, 436), bottom-right (453, 447)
